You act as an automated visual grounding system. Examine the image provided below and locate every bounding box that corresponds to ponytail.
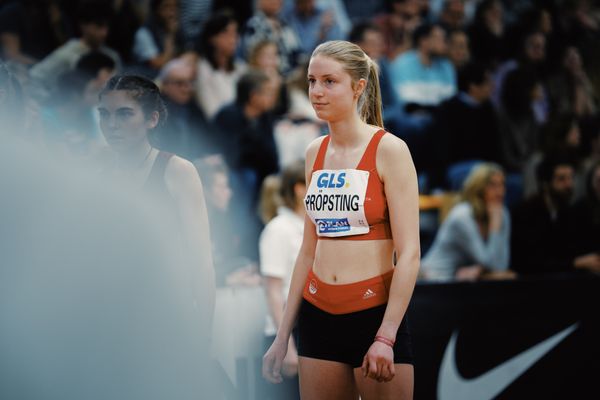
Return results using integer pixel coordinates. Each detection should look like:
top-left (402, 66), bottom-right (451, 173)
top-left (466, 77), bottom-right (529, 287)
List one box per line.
top-left (359, 58), bottom-right (384, 128)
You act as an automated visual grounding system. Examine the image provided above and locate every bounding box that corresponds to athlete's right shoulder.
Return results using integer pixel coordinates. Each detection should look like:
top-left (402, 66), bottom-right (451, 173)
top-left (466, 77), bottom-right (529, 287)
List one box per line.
top-left (305, 135), bottom-right (328, 180)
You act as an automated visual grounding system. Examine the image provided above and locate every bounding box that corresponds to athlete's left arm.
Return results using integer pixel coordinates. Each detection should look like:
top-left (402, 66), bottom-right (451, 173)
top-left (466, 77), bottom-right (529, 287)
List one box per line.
top-left (377, 135), bottom-right (420, 340)
top-left (165, 157), bottom-right (216, 327)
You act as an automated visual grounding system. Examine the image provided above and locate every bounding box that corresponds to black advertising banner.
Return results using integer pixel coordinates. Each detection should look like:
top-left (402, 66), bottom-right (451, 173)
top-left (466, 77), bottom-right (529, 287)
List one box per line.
top-left (409, 273), bottom-right (600, 400)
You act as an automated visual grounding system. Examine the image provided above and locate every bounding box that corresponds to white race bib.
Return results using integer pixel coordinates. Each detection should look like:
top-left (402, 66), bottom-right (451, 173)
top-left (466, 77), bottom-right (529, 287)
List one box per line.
top-left (304, 169), bottom-right (370, 237)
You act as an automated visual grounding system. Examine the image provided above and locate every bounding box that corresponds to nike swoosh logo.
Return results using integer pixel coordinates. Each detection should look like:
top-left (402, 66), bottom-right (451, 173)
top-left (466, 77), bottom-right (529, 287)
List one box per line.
top-left (438, 323), bottom-right (578, 400)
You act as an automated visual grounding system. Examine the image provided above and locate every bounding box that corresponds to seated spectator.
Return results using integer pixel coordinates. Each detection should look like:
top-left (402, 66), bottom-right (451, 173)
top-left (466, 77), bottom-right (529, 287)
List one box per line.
top-left (348, 22), bottom-right (398, 111)
top-left (282, 0), bottom-right (343, 56)
top-left (547, 46), bottom-right (597, 118)
top-left (569, 161), bottom-right (600, 272)
top-left (0, 0), bottom-right (71, 66)
top-left (132, 0), bottom-right (184, 76)
top-left (466, 0), bottom-right (505, 68)
top-left (153, 58), bottom-right (214, 160)
top-left (428, 62), bottom-right (501, 188)
top-left (29, 1), bottom-right (120, 101)
top-left (41, 53), bottom-right (116, 157)
top-left (373, 0), bottom-right (423, 60)
top-left (446, 29), bottom-right (470, 69)
top-left (195, 10), bottom-right (246, 119)
top-left (241, 0), bottom-right (302, 74)
top-left (106, 0), bottom-right (143, 65)
top-left (178, 0), bottom-right (215, 49)
top-left (390, 23), bottom-right (456, 112)
top-left (492, 30), bottom-right (549, 124)
top-left (510, 154), bottom-right (593, 274)
top-left (421, 163), bottom-right (513, 281)
top-left (259, 160), bottom-right (305, 398)
top-left (272, 62), bottom-right (322, 168)
top-left (195, 158), bottom-right (261, 287)
top-left (248, 40), bottom-right (289, 116)
top-left (497, 66), bottom-right (542, 173)
top-left (213, 69), bottom-right (280, 203)
top-left (438, 0), bottom-right (467, 31)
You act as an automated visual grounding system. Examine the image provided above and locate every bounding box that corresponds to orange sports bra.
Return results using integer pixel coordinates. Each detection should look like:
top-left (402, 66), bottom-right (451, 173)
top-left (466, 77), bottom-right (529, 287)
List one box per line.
top-left (304, 129), bottom-right (392, 241)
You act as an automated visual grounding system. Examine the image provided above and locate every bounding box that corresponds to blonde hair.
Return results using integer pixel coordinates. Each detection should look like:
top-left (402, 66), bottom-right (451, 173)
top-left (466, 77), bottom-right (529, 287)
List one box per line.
top-left (461, 162), bottom-right (505, 223)
top-left (311, 40), bottom-right (384, 127)
top-left (258, 174), bottom-right (282, 224)
top-left (248, 39), bottom-right (278, 68)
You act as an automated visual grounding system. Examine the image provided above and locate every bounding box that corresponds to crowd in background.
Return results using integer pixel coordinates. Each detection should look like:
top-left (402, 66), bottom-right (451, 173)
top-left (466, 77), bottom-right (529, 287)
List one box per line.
top-left (1, 0), bottom-right (600, 288)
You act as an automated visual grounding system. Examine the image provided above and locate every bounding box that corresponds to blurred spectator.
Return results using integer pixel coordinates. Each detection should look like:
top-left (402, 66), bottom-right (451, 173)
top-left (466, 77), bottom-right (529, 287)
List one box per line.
top-left (493, 30), bottom-right (549, 123)
top-left (213, 69), bottom-right (280, 202)
top-left (446, 29), bottom-right (470, 69)
top-left (153, 58), bottom-right (214, 160)
top-left (523, 113), bottom-right (585, 199)
top-left (389, 22), bottom-right (456, 112)
top-left (569, 161), bottom-right (600, 271)
top-left (0, 62), bottom-right (25, 136)
top-left (438, 0), bottom-right (466, 31)
top-left (284, 61), bottom-right (318, 122)
top-left (342, 0), bottom-right (387, 23)
top-left (106, 0), bottom-right (143, 65)
top-left (259, 161), bottom-right (305, 398)
top-left (547, 46), bottom-right (597, 118)
top-left (510, 154), bottom-right (583, 274)
top-left (497, 66), bottom-right (542, 173)
top-left (428, 62), bottom-right (501, 187)
top-left (373, 0), bottom-right (423, 60)
top-left (248, 39), bottom-right (289, 116)
top-left (0, 0), bottom-right (71, 66)
top-left (421, 163), bottom-right (513, 282)
top-left (282, 0), bottom-right (344, 56)
top-left (132, 0), bottom-right (184, 76)
top-left (29, 0), bottom-right (120, 101)
top-left (581, 114), bottom-right (600, 175)
top-left (195, 10), bottom-right (246, 119)
top-left (349, 22), bottom-right (398, 110)
top-left (40, 51), bottom-right (115, 152)
top-left (195, 158), bottom-right (261, 286)
top-left (179, 0), bottom-right (214, 48)
top-left (241, 0), bottom-right (302, 74)
top-left (273, 62), bottom-right (322, 168)
top-left (467, 0), bottom-right (505, 68)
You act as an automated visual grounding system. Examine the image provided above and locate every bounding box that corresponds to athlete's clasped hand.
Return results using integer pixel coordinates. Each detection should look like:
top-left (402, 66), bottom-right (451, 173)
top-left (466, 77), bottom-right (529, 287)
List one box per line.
top-left (361, 340), bottom-right (396, 383)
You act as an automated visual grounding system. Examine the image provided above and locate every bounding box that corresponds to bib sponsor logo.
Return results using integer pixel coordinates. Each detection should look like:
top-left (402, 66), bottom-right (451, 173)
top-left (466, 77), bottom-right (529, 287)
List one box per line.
top-left (316, 172), bottom-right (348, 189)
top-left (309, 279), bottom-right (318, 295)
top-left (316, 218), bottom-right (351, 234)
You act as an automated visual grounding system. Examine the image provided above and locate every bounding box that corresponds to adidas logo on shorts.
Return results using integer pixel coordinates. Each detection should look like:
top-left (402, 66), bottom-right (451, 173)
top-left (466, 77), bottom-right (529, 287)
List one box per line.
top-left (363, 288), bottom-right (376, 299)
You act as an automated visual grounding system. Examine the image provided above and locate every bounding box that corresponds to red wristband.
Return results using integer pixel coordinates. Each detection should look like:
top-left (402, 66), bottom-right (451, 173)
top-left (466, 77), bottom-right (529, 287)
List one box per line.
top-left (374, 335), bottom-right (395, 348)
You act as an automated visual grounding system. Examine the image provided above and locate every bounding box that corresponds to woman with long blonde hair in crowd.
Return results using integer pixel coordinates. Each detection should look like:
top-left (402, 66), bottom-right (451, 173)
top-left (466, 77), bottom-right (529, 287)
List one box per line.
top-left (422, 163), bottom-right (514, 282)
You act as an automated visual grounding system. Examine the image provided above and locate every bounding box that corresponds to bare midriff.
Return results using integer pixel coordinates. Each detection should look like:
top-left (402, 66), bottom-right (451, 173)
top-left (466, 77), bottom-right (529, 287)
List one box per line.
top-left (312, 238), bottom-right (395, 284)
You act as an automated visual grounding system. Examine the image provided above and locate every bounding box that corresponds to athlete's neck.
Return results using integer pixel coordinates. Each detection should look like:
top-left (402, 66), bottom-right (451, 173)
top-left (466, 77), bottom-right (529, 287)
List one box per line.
top-left (327, 115), bottom-right (371, 148)
top-left (116, 141), bottom-right (154, 170)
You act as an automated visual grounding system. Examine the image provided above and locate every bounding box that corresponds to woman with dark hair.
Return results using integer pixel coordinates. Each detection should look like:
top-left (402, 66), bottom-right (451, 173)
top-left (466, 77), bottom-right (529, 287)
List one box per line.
top-left (132, 0), bottom-right (184, 75)
top-left (466, 0), bottom-right (505, 68)
top-left (195, 10), bottom-right (246, 119)
top-left (97, 74), bottom-right (215, 319)
top-left (497, 66), bottom-right (542, 173)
